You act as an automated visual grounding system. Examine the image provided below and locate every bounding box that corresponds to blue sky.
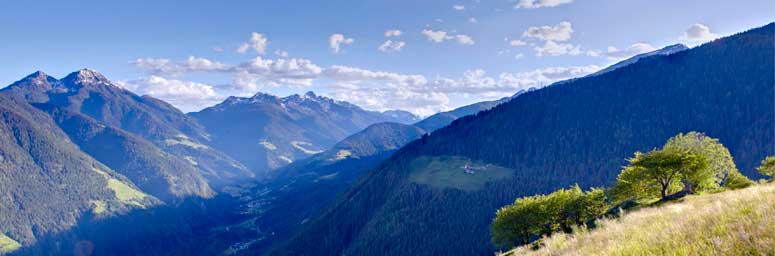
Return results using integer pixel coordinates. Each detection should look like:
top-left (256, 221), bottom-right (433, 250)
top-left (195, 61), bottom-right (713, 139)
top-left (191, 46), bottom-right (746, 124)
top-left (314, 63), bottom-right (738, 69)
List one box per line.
top-left (1, 0), bottom-right (773, 115)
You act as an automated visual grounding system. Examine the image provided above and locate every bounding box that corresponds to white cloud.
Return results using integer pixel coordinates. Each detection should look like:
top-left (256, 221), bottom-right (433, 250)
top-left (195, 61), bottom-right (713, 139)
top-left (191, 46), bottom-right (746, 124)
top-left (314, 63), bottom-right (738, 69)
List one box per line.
top-left (131, 53), bottom-right (600, 115)
top-left (324, 65), bottom-right (427, 86)
top-left (117, 76), bottom-right (222, 112)
top-left (326, 64), bottom-right (599, 115)
top-left (422, 29), bottom-right (450, 43)
top-left (515, 53), bottom-right (525, 59)
top-left (509, 39), bottom-right (527, 46)
top-left (453, 4), bottom-right (465, 11)
top-left (589, 43), bottom-right (656, 59)
top-left (455, 35), bottom-right (475, 45)
top-left (468, 17), bottom-right (478, 23)
top-left (534, 41), bottom-right (581, 56)
top-left (523, 21), bottom-right (573, 42)
top-left (235, 56), bottom-right (323, 88)
top-left (385, 29), bottom-right (402, 37)
top-left (212, 47), bottom-right (224, 52)
top-left (515, 0), bottom-right (573, 9)
top-left (422, 29), bottom-right (474, 45)
top-left (131, 56), bottom-right (230, 75)
top-left (275, 50), bottom-right (289, 57)
top-left (683, 23), bottom-right (718, 42)
top-left (237, 32), bottom-right (269, 54)
top-left (329, 34), bottom-right (354, 53)
top-left (378, 40), bottom-right (406, 52)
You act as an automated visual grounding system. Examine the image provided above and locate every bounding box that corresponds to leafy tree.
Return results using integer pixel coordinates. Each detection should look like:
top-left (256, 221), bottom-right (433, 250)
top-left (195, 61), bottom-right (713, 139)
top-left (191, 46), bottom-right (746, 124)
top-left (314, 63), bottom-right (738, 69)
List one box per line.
top-left (757, 156), bottom-right (775, 180)
top-left (663, 132), bottom-right (752, 189)
top-left (611, 149), bottom-right (709, 202)
top-left (491, 186), bottom-right (607, 248)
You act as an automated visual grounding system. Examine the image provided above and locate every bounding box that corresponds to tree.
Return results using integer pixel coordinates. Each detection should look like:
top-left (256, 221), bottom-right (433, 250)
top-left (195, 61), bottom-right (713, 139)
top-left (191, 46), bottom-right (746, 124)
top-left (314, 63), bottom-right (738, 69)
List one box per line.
top-left (757, 156), bottom-right (775, 179)
top-left (663, 132), bottom-right (752, 189)
top-left (491, 186), bottom-right (607, 248)
top-left (611, 149), bottom-right (709, 202)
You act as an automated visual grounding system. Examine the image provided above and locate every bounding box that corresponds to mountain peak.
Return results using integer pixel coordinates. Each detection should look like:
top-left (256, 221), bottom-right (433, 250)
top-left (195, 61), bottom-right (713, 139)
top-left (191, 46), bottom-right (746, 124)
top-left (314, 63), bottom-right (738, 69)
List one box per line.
top-left (62, 68), bottom-right (110, 86)
top-left (25, 70), bottom-right (49, 79)
top-left (658, 43), bottom-right (689, 54)
top-left (303, 91), bottom-right (317, 99)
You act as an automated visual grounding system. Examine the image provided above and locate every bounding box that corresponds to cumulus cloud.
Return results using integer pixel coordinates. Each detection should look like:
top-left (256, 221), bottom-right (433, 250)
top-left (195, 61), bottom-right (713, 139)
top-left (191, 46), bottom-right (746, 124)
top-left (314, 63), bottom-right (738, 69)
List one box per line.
top-left (235, 56), bottom-right (323, 88)
top-left (237, 32), bottom-right (269, 54)
top-left (683, 23), bottom-right (718, 42)
top-left (116, 76), bottom-right (222, 112)
top-left (422, 29), bottom-right (475, 45)
top-left (327, 65), bottom-right (600, 115)
top-left (509, 39), bottom-right (527, 46)
top-left (453, 4), bottom-right (465, 10)
top-left (534, 41), bottom-right (581, 56)
top-left (523, 21), bottom-right (573, 42)
top-left (274, 50), bottom-right (289, 57)
top-left (329, 34), bottom-right (354, 53)
top-left (378, 40), bottom-right (406, 52)
top-left (324, 65), bottom-right (427, 86)
top-left (515, 0), bottom-right (573, 9)
top-left (131, 56), bottom-right (230, 75)
top-left (384, 29), bottom-right (402, 37)
top-left (455, 35), bottom-right (475, 45)
top-left (422, 29), bottom-right (450, 43)
top-left (588, 43), bottom-right (656, 59)
top-left (131, 53), bottom-right (600, 115)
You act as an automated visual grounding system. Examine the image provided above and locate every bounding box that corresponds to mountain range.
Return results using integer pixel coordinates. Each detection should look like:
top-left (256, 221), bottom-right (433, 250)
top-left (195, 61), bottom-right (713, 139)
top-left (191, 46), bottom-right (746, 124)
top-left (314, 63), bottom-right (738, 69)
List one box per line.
top-left (274, 23), bottom-right (775, 255)
top-left (0, 22), bottom-right (772, 256)
top-left (189, 91), bottom-right (418, 178)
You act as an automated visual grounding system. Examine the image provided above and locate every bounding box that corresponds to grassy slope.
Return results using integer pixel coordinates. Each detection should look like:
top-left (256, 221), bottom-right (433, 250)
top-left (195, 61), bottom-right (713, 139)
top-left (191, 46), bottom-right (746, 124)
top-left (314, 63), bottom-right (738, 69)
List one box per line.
top-left (506, 183), bottom-right (775, 256)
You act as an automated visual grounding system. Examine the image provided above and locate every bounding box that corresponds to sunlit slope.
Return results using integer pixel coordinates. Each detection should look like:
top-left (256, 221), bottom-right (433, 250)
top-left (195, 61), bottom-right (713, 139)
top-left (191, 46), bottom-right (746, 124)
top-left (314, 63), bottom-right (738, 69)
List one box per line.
top-left (506, 183), bottom-right (775, 256)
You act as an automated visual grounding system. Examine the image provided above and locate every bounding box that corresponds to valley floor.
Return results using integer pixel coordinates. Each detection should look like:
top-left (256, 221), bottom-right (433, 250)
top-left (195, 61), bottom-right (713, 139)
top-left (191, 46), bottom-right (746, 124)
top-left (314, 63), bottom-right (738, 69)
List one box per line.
top-left (505, 183), bottom-right (775, 256)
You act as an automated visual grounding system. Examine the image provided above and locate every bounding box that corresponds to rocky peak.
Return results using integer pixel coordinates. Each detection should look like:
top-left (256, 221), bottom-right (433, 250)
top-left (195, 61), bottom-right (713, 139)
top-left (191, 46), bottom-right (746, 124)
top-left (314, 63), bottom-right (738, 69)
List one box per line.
top-left (61, 68), bottom-right (111, 87)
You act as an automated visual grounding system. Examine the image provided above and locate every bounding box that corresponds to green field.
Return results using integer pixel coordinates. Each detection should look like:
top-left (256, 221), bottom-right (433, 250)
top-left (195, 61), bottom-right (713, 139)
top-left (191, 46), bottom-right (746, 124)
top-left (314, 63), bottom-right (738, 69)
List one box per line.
top-left (409, 156), bottom-right (514, 191)
top-left (0, 234), bottom-right (21, 254)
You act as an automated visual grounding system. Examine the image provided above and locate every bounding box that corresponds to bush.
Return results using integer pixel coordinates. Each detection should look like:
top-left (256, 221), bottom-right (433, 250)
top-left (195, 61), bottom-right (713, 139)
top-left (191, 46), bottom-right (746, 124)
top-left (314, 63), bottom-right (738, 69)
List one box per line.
top-left (491, 185), bottom-right (607, 248)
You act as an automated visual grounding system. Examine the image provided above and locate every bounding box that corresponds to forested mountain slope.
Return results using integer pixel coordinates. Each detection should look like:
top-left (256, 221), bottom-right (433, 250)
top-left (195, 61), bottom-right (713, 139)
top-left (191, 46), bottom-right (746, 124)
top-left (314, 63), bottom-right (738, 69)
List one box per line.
top-left (35, 104), bottom-right (214, 201)
top-left (275, 23), bottom-right (775, 255)
top-left (0, 94), bottom-right (157, 251)
top-left (414, 94), bottom-right (516, 132)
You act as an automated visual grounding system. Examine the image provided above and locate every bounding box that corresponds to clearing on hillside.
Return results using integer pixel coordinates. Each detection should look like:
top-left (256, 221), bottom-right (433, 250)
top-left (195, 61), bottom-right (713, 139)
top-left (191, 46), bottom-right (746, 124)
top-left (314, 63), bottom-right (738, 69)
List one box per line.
top-left (409, 156), bottom-right (514, 191)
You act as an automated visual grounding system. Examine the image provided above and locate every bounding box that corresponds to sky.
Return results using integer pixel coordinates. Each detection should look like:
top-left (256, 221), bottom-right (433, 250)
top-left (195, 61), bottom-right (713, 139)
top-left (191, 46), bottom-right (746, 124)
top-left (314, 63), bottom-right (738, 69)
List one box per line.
top-left (1, 0), bottom-right (773, 116)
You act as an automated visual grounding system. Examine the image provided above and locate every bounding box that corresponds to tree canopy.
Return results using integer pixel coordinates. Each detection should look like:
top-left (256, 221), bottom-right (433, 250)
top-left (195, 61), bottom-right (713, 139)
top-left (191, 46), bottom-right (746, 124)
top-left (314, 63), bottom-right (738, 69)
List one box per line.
top-left (491, 185), bottom-right (607, 248)
top-left (611, 132), bottom-right (753, 202)
top-left (757, 156), bottom-right (775, 179)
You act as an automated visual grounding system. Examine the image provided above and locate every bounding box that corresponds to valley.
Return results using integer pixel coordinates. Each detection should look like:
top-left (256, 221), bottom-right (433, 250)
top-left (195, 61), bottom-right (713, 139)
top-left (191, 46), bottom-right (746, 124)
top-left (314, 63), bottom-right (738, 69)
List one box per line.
top-left (0, 2), bottom-right (773, 255)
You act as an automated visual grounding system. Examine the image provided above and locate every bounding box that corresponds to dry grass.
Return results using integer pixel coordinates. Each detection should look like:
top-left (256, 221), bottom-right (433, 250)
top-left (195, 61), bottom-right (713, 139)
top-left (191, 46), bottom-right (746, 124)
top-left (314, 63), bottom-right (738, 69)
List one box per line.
top-left (505, 183), bottom-right (775, 256)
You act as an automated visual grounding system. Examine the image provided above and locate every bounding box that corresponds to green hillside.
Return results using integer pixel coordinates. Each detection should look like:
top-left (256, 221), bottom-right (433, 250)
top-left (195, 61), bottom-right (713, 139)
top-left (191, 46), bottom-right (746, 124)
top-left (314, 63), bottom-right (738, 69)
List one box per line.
top-left (505, 182), bottom-right (775, 256)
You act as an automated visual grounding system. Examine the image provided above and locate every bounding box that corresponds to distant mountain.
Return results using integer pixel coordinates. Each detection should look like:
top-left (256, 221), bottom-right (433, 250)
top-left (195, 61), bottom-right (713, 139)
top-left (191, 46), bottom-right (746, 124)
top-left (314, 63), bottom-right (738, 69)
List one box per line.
top-left (1, 70), bottom-right (253, 187)
top-left (381, 110), bottom-right (421, 124)
top-left (0, 93), bottom-right (158, 249)
top-left (590, 43), bottom-right (689, 76)
top-left (415, 93), bottom-right (521, 132)
top-left (277, 122), bottom-right (428, 181)
top-left (275, 23), bottom-right (775, 255)
top-left (189, 91), bottom-right (414, 177)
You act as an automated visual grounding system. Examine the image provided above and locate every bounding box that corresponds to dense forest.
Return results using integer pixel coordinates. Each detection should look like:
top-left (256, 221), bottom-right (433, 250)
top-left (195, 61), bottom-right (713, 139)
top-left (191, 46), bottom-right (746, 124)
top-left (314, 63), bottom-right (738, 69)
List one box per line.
top-left (275, 23), bottom-right (775, 255)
